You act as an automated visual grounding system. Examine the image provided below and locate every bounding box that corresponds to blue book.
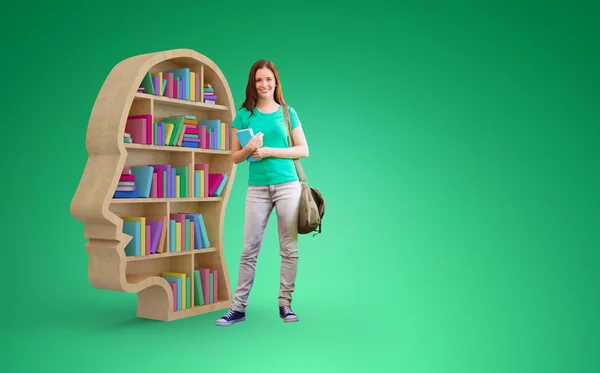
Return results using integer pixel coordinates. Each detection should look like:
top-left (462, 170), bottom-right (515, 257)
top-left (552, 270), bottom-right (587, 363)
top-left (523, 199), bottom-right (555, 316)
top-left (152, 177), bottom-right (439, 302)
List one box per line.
top-left (196, 214), bottom-right (210, 247)
top-left (169, 219), bottom-right (176, 252)
top-left (194, 172), bottom-right (200, 198)
top-left (129, 166), bottom-right (155, 198)
top-left (123, 221), bottom-right (140, 256)
top-left (198, 120), bottom-right (221, 149)
top-left (213, 174), bottom-right (228, 197)
top-left (114, 190), bottom-right (138, 198)
top-left (166, 68), bottom-right (190, 100)
top-left (235, 128), bottom-right (258, 162)
top-left (163, 276), bottom-right (182, 310)
top-left (184, 214), bottom-right (204, 249)
top-left (182, 141), bottom-right (199, 148)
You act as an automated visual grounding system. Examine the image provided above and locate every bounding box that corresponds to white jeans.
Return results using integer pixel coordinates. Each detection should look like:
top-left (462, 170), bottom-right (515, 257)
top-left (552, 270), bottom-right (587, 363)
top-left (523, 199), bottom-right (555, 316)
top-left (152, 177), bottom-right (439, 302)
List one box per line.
top-left (231, 180), bottom-right (302, 312)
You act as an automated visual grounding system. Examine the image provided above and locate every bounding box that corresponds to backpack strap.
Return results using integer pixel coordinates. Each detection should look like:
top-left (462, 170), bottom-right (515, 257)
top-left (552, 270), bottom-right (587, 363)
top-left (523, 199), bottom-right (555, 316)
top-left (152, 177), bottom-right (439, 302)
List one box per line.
top-left (282, 105), bottom-right (307, 183)
top-left (313, 221), bottom-right (322, 237)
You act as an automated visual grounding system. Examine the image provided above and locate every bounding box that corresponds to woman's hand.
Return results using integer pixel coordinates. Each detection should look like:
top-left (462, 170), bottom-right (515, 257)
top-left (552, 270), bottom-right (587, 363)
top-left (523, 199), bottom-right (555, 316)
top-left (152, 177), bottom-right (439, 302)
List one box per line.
top-left (251, 147), bottom-right (272, 160)
top-left (247, 132), bottom-right (263, 150)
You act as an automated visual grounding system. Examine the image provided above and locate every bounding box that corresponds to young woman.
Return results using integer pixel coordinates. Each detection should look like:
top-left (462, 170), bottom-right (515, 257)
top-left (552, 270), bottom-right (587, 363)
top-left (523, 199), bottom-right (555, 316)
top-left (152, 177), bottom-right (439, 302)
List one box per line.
top-left (215, 60), bottom-right (310, 326)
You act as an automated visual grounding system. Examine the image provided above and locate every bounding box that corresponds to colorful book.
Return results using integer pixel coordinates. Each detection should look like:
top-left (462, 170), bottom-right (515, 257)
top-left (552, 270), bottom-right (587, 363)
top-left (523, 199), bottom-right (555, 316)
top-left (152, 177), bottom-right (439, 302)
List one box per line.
top-left (162, 272), bottom-right (187, 310)
top-left (235, 128), bottom-right (258, 162)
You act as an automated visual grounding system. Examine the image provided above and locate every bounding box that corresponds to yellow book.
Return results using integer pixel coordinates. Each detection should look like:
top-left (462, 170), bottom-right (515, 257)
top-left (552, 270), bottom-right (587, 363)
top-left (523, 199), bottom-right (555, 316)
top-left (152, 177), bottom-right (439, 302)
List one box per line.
top-left (158, 72), bottom-right (163, 95)
top-left (165, 123), bottom-right (174, 145)
top-left (176, 222), bottom-right (181, 252)
top-left (152, 72), bottom-right (163, 96)
top-left (190, 221), bottom-right (194, 250)
top-left (200, 170), bottom-right (204, 197)
top-left (188, 164), bottom-right (193, 199)
top-left (220, 122), bottom-right (226, 149)
top-left (161, 271), bottom-right (187, 309)
top-left (190, 72), bottom-right (195, 101)
top-left (176, 176), bottom-right (180, 198)
top-left (122, 216), bottom-right (145, 256)
top-left (195, 170), bottom-right (204, 197)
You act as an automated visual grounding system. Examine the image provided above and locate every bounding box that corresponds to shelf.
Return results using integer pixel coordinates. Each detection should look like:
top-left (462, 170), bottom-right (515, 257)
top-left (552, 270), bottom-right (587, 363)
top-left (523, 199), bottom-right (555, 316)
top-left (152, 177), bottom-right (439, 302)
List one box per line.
top-left (126, 247), bottom-right (217, 262)
top-left (169, 301), bottom-right (231, 321)
top-left (135, 92), bottom-right (228, 111)
top-left (111, 197), bottom-right (222, 204)
top-left (124, 142), bottom-right (232, 155)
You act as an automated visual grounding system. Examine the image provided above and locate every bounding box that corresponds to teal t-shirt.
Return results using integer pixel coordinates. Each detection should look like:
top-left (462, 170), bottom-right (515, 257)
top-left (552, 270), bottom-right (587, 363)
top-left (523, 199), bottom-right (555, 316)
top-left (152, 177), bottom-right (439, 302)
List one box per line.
top-left (231, 105), bottom-right (302, 186)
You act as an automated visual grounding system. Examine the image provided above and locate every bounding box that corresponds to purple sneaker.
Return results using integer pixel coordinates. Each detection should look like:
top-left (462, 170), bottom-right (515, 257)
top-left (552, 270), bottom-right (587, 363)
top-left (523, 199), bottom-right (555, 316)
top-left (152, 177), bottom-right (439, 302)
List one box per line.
top-left (279, 306), bottom-right (299, 323)
top-left (216, 309), bottom-right (246, 326)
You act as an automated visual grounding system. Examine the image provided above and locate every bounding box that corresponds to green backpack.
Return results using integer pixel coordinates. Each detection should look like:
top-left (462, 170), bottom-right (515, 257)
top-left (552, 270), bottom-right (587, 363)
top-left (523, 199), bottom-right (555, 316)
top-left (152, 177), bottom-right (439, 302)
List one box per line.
top-left (282, 105), bottom-right (326, 236)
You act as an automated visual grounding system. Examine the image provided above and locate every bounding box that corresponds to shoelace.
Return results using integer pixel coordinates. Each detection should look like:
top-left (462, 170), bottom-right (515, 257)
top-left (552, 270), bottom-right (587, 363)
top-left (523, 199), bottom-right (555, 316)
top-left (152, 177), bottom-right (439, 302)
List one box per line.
top-left (224, 309), bottom-right (236, 319)
top-left (282, 306), bottom-right (293, 314)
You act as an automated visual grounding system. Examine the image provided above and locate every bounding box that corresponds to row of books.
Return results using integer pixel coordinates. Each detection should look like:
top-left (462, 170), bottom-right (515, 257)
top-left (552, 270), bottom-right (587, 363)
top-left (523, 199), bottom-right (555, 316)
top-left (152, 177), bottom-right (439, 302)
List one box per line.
top-left (114, 164), bottom-right (228, 199)
top-left (125, 114), bottom-right (230, 150)
top-left (122, 212), bottom-right (211, 256)
top-left (162, 268), bottom-right (218, 311)
top-left (137, 69), bottom-right (218, 104)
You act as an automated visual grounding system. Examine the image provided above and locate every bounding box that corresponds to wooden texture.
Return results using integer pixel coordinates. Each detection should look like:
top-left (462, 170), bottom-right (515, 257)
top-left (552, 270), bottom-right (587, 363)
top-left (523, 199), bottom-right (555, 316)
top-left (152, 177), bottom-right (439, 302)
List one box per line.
top-left (70, 49), bottom-right (237, 321)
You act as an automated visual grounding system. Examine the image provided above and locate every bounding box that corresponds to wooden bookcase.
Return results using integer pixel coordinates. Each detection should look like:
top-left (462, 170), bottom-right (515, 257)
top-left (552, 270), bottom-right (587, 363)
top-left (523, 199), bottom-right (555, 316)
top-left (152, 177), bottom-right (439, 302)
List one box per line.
top-left (70, 49), bottom-right (237, 321)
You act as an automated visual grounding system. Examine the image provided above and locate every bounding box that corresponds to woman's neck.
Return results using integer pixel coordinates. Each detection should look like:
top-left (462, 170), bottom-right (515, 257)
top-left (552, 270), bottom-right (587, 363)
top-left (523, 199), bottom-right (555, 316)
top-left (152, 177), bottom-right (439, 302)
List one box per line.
top-left (256, 97), bottom-right (279, 111)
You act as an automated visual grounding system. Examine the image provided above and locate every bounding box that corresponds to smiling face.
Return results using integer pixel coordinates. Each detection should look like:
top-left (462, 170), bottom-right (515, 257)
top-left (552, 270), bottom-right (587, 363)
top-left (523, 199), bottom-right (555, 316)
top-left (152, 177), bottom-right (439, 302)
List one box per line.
top-left (255, 67), bottom-right (276, 99)
top-left (242, 60), bottom-right (287, 110)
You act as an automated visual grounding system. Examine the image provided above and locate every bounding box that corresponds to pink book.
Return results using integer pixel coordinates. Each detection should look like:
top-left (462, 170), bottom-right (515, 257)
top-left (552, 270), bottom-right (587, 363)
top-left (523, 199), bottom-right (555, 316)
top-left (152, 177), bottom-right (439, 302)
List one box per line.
top-left (169, 213), bottom-right (186, 251)
top-left (185, 125), bottom-right (198, 134)
top-left (195, 73), bottom-right (200, 102)
top-left (154, 169), bottom-right (164, 198)
top-left (150, 173), bottom-right (157, 198)
top-left (120, 174), bottom-right (135, 181)
top-left (128, 114), bottom-right (153, 144)
top-left (125, 118), bottom-right (146, 144)
top-left (169, 283), bottom-right (177, 311)
top-left (198, 268), bottom-right (211, 303)
top-left (208, 173), bottom-right (224, 197)
top-left (210, 269), bottom-right (218, 303)
top-left (145, 224), bottom-right (151, 255)
top-left (164, 72), bottom-right (174, 98)
top-left (225, 123), bottom-right (230, 149)
top-left (198, 125), bottom-right (207, 148)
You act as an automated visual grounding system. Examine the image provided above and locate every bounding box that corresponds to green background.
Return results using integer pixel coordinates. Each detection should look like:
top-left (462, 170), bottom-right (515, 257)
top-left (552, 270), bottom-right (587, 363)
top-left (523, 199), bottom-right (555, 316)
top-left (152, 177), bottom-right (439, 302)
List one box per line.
top-left (1, 0), bottom-right (598, 372)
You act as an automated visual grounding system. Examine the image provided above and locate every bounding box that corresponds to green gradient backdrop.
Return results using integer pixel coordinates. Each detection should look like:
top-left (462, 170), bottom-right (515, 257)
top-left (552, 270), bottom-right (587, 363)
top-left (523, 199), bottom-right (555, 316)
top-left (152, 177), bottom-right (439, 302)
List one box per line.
top-left (1, 1), bottom-right (598, 372)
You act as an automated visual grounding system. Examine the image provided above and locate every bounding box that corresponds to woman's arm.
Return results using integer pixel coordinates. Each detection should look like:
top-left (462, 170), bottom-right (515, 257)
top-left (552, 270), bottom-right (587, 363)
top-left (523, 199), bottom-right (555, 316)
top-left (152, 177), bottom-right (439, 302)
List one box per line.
top-left (252, 126), bottom-right (309, 159)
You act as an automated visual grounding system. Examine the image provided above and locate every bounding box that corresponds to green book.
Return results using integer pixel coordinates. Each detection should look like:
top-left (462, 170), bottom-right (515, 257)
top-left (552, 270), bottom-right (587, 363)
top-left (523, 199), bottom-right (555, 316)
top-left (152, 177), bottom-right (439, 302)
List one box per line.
top-left (186, 276), bottom-right (191, 309)
top-left (174, 166), bottom-right (188, 197)
top-left (140, 72), bottom-right (155, 95)
top-left (209, 272), bottom-right (214, 303)
top-left (164, 116), bottom-right (185, 146)
top-left (193, 270), bottom-right (204, 305)
top-left (185, 218), bottom-right (191, 250)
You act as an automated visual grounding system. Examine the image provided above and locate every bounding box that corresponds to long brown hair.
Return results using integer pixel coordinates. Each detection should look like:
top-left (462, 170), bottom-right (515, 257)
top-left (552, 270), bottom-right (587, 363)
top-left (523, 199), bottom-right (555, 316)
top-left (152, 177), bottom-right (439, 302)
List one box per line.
top-left (241, 60), bottom-right (287, 116)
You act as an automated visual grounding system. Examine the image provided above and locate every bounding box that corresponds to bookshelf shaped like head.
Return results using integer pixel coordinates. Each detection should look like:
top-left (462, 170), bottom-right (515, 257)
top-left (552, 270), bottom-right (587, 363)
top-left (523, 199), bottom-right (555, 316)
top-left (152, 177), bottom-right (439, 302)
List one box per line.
top-left (71, 49), bottom-right (237, 321)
